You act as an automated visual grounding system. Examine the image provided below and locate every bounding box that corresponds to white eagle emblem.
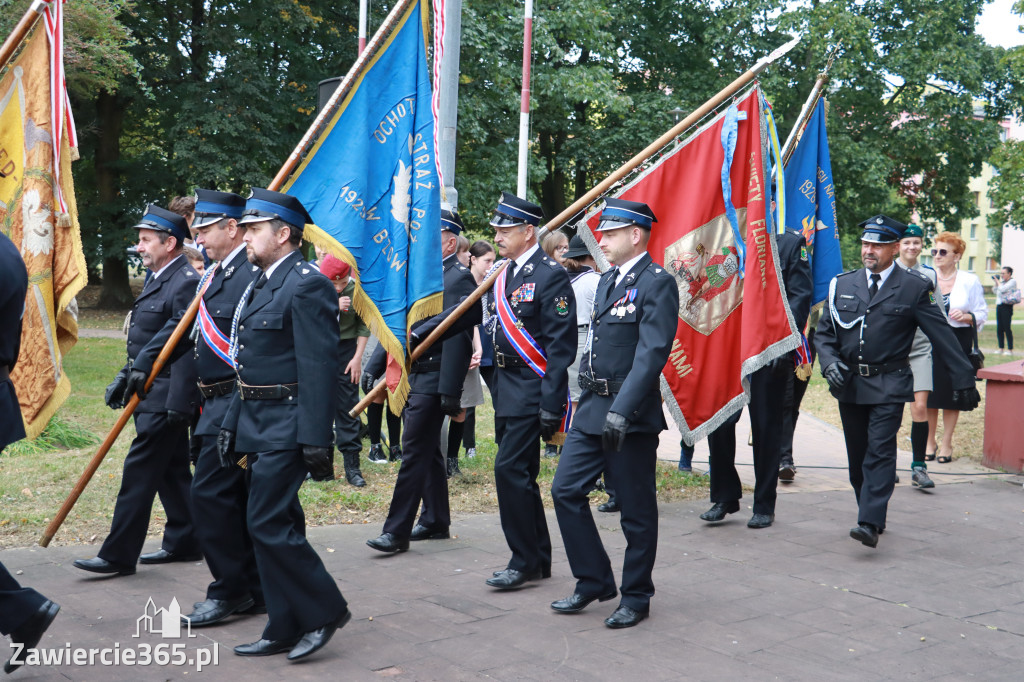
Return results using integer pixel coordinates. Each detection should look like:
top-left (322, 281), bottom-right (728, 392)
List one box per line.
top-left (390, 135), bottom-right (414, 231)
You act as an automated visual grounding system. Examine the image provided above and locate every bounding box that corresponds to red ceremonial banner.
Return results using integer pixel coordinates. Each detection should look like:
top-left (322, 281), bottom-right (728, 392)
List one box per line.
top-left (580, 86), bottom-right (799, 443)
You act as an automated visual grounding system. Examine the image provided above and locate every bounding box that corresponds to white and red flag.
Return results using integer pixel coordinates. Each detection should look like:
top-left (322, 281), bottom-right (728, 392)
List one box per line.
top-left (580, 86), bottom-right (800, 443)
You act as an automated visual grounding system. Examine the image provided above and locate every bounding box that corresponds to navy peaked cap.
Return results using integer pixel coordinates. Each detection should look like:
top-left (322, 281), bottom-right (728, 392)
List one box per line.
top-left (596, 198), bottom-right (657, 231)
top-left (239, 188), bottom-right (312, 231)
top-left (441, 208), bottom-right (464, 235)
top-left (192, 189), bottom-right (246, 228)
top-left (858, 214), bottom-right (907, 244)
top-left (133, 204), bottom-right (190, 243)
top-left (490, 191), bottom-right (543, 227)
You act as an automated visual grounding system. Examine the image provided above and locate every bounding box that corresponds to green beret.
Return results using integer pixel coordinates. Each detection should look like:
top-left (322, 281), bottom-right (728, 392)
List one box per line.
top-left (902, 224), bottom-right (924, 239)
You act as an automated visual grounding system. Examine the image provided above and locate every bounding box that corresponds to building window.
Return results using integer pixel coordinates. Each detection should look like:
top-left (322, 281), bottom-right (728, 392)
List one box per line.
top-left (970, 223), bottom-right (977, 239)
top-left (969, 256), bottom-right (976, 271)
top-left (973, 191), bottom-right (981, 206)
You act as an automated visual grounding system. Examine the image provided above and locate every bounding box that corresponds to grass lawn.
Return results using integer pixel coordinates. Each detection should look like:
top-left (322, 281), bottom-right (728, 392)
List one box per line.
top-left (0, 334), bottom-right (708, 550)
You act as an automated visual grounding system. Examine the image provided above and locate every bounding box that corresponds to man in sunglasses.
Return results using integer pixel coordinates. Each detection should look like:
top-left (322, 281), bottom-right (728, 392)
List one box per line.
top-left (815, 215), bottom-right (980, 549)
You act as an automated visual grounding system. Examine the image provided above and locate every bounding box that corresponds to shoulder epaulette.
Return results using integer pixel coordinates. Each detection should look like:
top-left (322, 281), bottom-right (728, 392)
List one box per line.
top-left (836, 269), bottom-right (859, 278)
top-left (294, 260), bottom-right (318, 277)
top-left (542, 256), bottom-right (561, 269)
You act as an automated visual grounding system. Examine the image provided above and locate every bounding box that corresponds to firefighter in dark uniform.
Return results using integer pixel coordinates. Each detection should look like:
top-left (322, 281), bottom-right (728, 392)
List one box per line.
top-left (549, 198), bottom-right (678, 628)
top-left (815, 215), bottom-right (980, 548)
top-left (700, 228), bottom-right (812, 528)
top-left (75, 205), bottom-right (201, 575)
top-left (179, 189), bottom-right (263, 626)
top-left (1, 232), bottom-right (60, 675)
top-left (218, 188), bottom-right (349, 661)
top-left (365, 208), bottom-right (479, 552)
top-left (484, 192), bottom-right (576, 590)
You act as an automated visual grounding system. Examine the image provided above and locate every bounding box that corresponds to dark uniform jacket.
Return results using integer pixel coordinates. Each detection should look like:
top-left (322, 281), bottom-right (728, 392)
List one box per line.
top-left (0, 233), bottom-right (28, 451)
top-left (365, 253), bottom-right (480, 397)
top-left (490, 247), bottom-right (576, 418)
top-left (777, 230), bottom-right (812, 333)
top-left (815, 263), bottom-right (976, 404)
top-left (125, 254), bottom-right (201, 415)
top-left (574, 252), bottom-right (679, 435)
top-left (191, 248), bottom-right (257, 436)
top-left (222, 250), bottom-right (339, 452)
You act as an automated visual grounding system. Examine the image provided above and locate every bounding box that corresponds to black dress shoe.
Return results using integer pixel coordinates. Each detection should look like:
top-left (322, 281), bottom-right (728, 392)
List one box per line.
top-left (850, 523), bottom-right (879, 548)
top-left (597, 499), bottom-right (620, 513)
top-left (287, 609), bottom-right (352, 661)
top-left (234, 637), bottom-right (302, 657)
top-left (550, 591), bottom-right (617, 614)
top-left (485, 568), bottom-right (542, 590)
top-left (73, 557), bottom-right (136, 575)
top-left (410, 524), bottom-right (450, 541)
top-left (139, 549), bottom-right (203, 564)
top-left (604, 604), bottom-right (649, 629)
top-left (4, 600), bottom-right (60, 673)
top-left (493, 566), bottom-right (551, 578)
top-left (747, 513), bottom-right (774, 529)
top-left (185, 595), bottom-right (255, 627)
top-left (700, 500), bottom-right (740, 522)
top-left (778, 463), bottom-right (796, 481)
top-left (366, 533), bottom-right (409, 553)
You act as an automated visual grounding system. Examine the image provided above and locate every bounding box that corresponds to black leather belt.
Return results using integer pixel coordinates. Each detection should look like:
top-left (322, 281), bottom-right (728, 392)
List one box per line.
top-left (494, 351), bottom-right (529, 369)
top-left (0, 365), bottom-right (8, 382)
top-left (238, 381), bottom-right (298, 400)
top-left (198, 378), bottom-right (236, 398)
top-left (579, 373), bottom-right (624, 396)
top-left (856, 359), bottom-right (910, 377)
top-left (411, 360), bottom-right (441, 373)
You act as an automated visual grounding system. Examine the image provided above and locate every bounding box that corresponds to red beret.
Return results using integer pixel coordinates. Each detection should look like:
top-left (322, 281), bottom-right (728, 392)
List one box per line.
top-left (320, 254), bottom-right (351, 281)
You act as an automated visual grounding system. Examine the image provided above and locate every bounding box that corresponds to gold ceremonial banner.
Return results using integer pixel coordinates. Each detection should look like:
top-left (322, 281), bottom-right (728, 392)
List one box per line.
top-left (1, 23), bottom-right (86, 439)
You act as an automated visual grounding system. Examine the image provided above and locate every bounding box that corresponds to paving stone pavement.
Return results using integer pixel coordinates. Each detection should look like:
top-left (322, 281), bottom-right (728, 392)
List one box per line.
top-left (4, 411), bottom-right (1024, 680)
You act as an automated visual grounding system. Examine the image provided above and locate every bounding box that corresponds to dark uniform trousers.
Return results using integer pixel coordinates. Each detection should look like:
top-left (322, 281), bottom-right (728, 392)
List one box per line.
top-left (488, 248), bottom-right (576, 575)
top-left (838, 402), bottom-right (903, 529)
top-left (333, 337), bottom-right (362, 455)
top-left (222, 250), bottom-right (345, 641)
top-left (552, 252), bottom-right (679, 612)
top-left (0, 233), bottom-right (46, 636)
top-left (0, 562), bottom-right (46, 635)
top-left (99, 412), bottom-right (196, 565)
top-left (101, 255), bottom-right (202, 566)
top-left (552, 430), bottom-right (659, 610)
top-left (709, 230), bottom-right (811, 513)
top-left (248, 448), bottom-right (346, 640)
top-left (370, 253), bottom-right (477, 537)
top-left (708, 363), bottom-right (789, 515)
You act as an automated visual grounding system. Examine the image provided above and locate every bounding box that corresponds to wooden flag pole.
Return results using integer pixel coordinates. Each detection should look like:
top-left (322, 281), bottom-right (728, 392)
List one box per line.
top-left (39, 295), bottom-right (203, 547)
top-left (350, 35), bottom-right (802, 417)
top-left (0, 0), bottom-right (45, 71)
top-left (779, 44), bottom-right (841, 167)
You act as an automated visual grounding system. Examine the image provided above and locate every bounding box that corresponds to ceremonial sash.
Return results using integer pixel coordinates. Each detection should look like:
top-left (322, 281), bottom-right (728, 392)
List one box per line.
top-left (198, 297), bottom-right (234, 368)
top-left (493, 266), bottom-right (573, 431)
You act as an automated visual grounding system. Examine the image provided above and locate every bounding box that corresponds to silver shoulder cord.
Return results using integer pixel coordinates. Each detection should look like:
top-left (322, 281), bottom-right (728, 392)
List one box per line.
top-left (827, 277), bottom-right (868, 351)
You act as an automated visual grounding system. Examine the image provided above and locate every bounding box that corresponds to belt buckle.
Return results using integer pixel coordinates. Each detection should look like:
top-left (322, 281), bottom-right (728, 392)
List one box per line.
top-left (496, 353), bottom-right (505, 369)
top-left (858, 364), bottom-right (871, 377)
top-left (596, 378), bottom-right (609, 396)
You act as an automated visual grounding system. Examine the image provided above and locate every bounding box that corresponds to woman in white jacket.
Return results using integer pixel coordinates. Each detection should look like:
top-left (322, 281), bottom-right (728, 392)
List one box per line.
top-left (926, 232), bottom-right (986, 464)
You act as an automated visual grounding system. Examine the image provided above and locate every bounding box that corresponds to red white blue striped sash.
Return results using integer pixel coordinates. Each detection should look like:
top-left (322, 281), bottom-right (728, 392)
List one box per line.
top-left (198, 296), bottom-right (234, 368)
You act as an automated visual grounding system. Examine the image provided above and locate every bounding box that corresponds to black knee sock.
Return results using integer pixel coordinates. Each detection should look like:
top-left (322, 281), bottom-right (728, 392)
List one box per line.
top-left (911, 420), bottom-right (928, 468)
top-left (447, 420), bottom-right (465, 460)
top-left (463, 407), bottom-right (476, 449)
top-left (386, 410), bottom-right (402, 448)
top-left (366, 402), bottom-right (383, 445)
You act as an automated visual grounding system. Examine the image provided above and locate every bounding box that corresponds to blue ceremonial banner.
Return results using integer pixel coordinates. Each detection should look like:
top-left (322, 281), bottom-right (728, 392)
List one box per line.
top-left (285, 0), bottom-right (442, 409)
top-left (784, 98), bottom-right (843, 311)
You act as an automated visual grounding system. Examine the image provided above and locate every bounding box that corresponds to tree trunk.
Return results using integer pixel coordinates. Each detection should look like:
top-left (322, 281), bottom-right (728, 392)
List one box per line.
top-left (95, 88), bottom-right (133, 309)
